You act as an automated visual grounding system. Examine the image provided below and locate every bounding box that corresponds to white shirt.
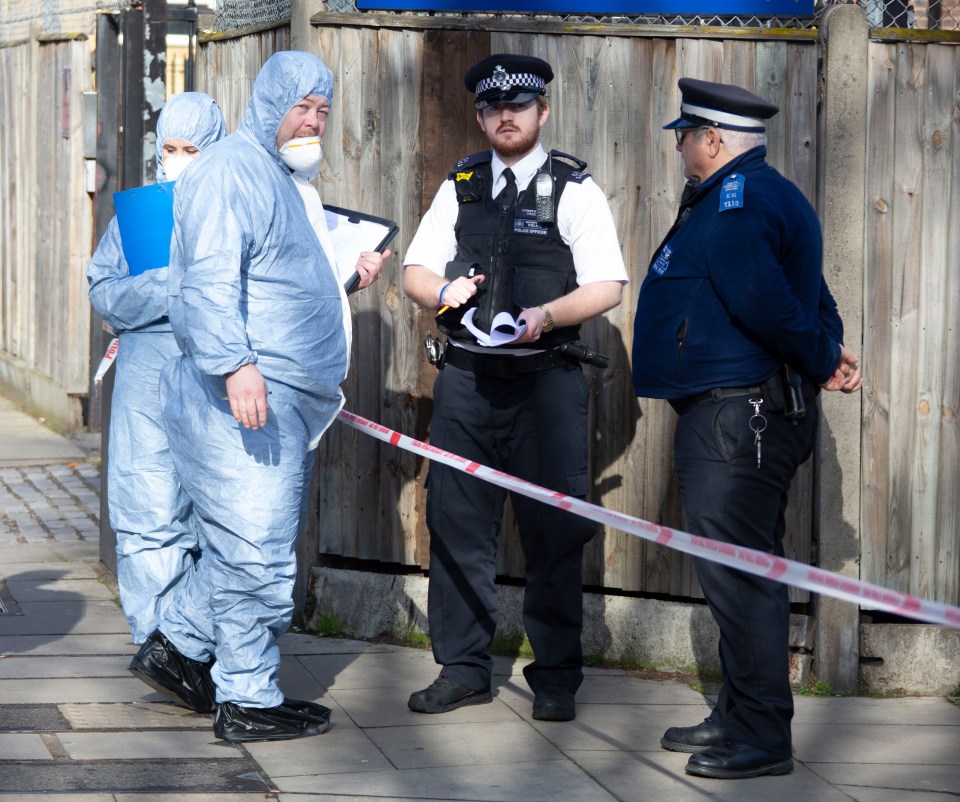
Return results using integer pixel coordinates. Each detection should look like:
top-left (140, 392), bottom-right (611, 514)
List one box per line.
top-left (403, 144), bottom-right (628, 288)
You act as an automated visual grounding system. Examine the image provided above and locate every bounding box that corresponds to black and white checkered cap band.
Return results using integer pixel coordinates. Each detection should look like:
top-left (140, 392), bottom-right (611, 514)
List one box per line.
top-left (475, 71), bottom-right (545, 96)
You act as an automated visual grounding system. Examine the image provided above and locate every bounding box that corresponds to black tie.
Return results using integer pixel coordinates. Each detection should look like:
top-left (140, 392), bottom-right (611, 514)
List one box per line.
top-left (498, 168), bottom-right (518, 207)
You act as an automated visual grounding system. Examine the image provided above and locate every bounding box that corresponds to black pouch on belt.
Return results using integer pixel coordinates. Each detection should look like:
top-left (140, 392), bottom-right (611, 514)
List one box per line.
top-left (780, 364), bottom-right (806, 419)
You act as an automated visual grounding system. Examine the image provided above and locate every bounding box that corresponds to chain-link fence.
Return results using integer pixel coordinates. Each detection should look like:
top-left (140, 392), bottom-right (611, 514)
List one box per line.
top-left (1, 0), bottom-right (957, 47)
top-left (215, 0), bottom-right (959, 31)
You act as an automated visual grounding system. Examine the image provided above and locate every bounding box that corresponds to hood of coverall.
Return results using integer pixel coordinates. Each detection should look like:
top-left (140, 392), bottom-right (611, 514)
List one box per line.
top-left (154, 92), bottom-right (227, 182)
top-left (240, 50), bottom-right (335, 171)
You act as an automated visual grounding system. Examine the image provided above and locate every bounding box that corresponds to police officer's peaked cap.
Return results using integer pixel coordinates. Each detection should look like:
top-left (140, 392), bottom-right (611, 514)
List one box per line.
top-left (465, 54), bottom-right (553, 109)
top-left (664, 77), bottom-right (779, 133)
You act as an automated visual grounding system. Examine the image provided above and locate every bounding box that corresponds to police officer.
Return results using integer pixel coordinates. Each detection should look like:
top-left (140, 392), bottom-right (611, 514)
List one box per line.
top-left (403, 53), bottom-right (627, 722)
top-left (632, 78), bottom-right (862, 778)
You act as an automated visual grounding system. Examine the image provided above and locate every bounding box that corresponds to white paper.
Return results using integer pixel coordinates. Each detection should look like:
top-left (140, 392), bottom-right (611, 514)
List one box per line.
top-left (323, 209), bottom-right (392, 285)
top-left (462, 307), bottom-right (528, 347)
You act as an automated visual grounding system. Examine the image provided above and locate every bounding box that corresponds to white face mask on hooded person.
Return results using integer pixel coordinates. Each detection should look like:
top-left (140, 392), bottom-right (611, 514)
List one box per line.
top-left (279, 136), bottom-right (323, 179)
top-left (162, 154), bottom-right (195, 182)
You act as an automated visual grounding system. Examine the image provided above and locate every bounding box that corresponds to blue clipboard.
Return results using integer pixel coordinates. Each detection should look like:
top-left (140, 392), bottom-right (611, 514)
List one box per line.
top-left (113, 181), bottom-right (176, 276)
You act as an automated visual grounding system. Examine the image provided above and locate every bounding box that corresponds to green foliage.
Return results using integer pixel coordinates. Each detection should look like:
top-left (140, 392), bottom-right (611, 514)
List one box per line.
top-left (312, 607), bottom-right (344, 638)
top-left (398, 628), bottom-right (431, 649)
top-left (797, 677), bottom-right (836, 697)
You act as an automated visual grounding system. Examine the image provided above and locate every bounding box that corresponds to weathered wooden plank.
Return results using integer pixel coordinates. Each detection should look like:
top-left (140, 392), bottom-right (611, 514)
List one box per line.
top-left (912, 42), bottom-right (955, 601)
top-left (861, 42), bottom-right (897, 592)
top-left (936, 46), bottom-right (960, 606)
top-left (885, 42), bottom-right (926, 593)
top-left (376, 28), bottom-right (425, 565)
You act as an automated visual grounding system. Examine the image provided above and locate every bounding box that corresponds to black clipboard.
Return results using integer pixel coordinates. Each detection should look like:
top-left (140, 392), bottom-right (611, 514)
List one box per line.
top-left (323, 204), bottom-right (399, 294)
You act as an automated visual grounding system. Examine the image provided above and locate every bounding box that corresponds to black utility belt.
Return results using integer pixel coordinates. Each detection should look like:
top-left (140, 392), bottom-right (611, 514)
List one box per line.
top-left (444, 345), bottom-right (572, 378)
top-left (669, 373), bottom-right (818, 418)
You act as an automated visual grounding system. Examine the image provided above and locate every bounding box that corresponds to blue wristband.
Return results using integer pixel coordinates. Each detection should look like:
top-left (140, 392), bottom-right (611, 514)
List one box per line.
top-left (438, 283), bottom-right (451, 306)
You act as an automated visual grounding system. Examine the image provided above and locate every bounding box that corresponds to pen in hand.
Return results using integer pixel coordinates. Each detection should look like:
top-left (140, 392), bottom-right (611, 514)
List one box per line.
top-left (436, 269), bottom-right (483, 316)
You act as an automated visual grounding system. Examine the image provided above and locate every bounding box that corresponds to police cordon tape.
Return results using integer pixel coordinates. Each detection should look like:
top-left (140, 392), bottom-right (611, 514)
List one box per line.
top-left (337, 409), bottom-right (960, 630)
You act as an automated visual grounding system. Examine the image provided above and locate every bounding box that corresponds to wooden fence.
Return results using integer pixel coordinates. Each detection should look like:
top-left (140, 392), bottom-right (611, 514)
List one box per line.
top-left (196, 11), bottom-right (960, 610)
top-left (862, 36), bottom-right (960, 605)
top-left (0, 34), bottom-right (92, 430)
top-left (198, 22), bottom-right (825, 602)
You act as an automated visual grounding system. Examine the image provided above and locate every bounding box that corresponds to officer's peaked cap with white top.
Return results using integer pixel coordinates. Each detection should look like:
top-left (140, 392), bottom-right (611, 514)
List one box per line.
top-left (464, 53), bottom-right (553, 109)
top-left (664, 77), bottom-right (779, 133)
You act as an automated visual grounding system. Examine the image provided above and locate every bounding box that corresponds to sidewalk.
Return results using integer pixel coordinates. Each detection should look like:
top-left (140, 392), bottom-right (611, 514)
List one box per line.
top-left (0, 393), bottom-right (958, 801)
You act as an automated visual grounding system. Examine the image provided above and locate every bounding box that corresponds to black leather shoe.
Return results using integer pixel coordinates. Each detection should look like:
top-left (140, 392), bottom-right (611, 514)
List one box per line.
top-left (214, 701), bottom-right (331, 742)
top-left (128, 630), bottom-right (216, 714)
top-left (532, 687), bottom-right (576, 722)
top-left (660, 716), bottom-right (726, 752)
top-left (408, 677), bottom-right (492, 714)
top-left (685, 739), bottom-right (794, 779)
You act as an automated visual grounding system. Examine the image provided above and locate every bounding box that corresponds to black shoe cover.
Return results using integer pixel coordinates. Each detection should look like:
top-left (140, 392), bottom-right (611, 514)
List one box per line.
top-left (278, 697), bottom-right (334, 725)
top-left (128, 630), bottom-right (216, 714)
top-left (214, 700), bottom-right (332, 743)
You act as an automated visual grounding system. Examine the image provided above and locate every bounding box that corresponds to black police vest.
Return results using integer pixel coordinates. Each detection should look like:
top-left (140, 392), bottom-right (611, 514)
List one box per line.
top-left (438, 150), bottom-right (588, 350)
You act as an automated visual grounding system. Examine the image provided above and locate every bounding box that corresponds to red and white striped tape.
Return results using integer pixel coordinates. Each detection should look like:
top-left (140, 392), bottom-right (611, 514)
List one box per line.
top-left (337, 409), bottom-right (960, 630)
top-left (94, 337), bottom-right (120, 388)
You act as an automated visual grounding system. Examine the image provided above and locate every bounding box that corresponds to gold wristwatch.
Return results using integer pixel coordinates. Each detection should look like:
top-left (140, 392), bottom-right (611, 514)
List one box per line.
top-left (538, 304), bottom-right (554, 332)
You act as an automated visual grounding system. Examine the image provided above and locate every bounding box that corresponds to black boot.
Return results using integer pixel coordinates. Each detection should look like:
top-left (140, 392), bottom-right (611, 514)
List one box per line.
top-left (128, 630), bottom-right (216, 714)
top-left (214, 700), bottom-right (332, 742)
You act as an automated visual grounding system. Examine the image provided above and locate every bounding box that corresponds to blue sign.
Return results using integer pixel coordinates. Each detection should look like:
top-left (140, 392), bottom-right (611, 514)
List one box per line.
top-left (357, 1), bottom-right (812, 14)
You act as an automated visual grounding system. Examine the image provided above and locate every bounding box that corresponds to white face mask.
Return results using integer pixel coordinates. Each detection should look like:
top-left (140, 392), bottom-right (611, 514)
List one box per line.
top-left (279, 136), bottom-right (323, 178)
top-left (162, 154), bottom-right (194, 182)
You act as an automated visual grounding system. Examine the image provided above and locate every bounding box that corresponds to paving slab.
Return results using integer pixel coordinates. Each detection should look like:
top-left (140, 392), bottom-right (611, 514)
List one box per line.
top-left (0, 654), bottom-right (129, 678)
top-left (364, 719), bottom-right (568, 771)
top-left (57, 729), bottom-right (244, 760)
top-left (0, 632), bottom-right (135, 656)
top-left (329, 686), bottom-right (515, 729)
top-left (810, 761), bottom-right (960, 794)
top-left (60, 701), bottom-right (212, 729)
top-left (573, 673), bottom-right (707, 706)
top-left (833, 789), bottom-right (960, 802)
top-left (0, 541), bottom-right (99, 562)
top-left (4, 577), bottom-right (116, 601)
top-left (570, 750), bottom-right (854, 802)
top-left (0, 560), bottom-right (102, 580)
top-left (245, 724), bottom-right (396, 778)
top-left (0, 598), bottom-right (127, 635)
top-left (0, 731), bottom-right (53, 759)
top-left (793, 694), bottom-right (960, 725)
top-left (0, 676), bottom-right (173, 704)
top-left (793, 721), bottom-right (960, 765)
top-left (298, 649), bottom-right (452, 691)
top-left (0, 407), bottom-right (86, 465)
top-left (272, 758), bottom-right (617, 800)
top-left (115, 796), bottom-right (277, 802)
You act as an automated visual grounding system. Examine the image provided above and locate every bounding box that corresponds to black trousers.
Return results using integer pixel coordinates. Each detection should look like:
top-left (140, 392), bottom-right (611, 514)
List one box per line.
top-left (674, 395), bottom-right (819, 758)
top-left (425, 361), bottom-right (596, 694)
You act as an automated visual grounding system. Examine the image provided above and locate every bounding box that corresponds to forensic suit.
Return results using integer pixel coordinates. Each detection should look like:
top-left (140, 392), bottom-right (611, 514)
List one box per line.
top-left (86, 92), bottom-right (226, 644)
top-left (156, 52), bottom-right (350, 710)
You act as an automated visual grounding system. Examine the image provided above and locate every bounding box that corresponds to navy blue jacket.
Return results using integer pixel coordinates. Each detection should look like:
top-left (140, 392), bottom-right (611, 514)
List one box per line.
top-left (632, 147), bottom-right (843, 399)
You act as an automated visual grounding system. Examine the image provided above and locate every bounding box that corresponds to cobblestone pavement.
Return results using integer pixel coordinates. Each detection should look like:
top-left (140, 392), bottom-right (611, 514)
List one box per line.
top-left (0, 464), bottom-right (101, 545)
